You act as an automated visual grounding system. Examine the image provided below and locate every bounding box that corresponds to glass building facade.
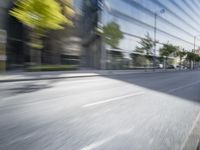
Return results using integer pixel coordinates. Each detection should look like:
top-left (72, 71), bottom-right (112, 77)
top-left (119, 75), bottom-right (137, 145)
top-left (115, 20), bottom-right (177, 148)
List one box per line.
top-left (81, 0), bottom-right (200, 69)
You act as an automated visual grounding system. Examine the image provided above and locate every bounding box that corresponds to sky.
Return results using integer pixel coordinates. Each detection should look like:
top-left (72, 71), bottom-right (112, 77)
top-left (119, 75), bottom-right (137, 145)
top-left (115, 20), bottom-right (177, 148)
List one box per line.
top-left (101, 0), bottom-right (200, 55)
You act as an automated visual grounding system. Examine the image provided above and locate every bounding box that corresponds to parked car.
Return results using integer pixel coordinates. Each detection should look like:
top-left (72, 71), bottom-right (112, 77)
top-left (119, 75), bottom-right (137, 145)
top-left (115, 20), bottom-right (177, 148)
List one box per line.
top-left (166, 65), bottom-right (175, 69)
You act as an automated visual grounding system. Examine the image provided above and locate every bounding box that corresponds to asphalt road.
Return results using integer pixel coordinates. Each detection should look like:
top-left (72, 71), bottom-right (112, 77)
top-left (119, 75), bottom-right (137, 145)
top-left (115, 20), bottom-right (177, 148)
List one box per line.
top-left (0, 71), bottom-right (200, 150)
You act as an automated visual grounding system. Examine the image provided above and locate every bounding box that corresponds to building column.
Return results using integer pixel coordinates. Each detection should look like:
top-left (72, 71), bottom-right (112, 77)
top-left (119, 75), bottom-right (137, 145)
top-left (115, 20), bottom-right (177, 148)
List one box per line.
top-left (100, 37), bottom-right (107, 70)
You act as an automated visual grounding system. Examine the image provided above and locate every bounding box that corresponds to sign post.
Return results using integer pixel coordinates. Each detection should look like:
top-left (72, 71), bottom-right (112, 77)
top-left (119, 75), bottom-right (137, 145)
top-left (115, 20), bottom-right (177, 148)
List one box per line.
top-left (0, 29), bottom-right (7, 72)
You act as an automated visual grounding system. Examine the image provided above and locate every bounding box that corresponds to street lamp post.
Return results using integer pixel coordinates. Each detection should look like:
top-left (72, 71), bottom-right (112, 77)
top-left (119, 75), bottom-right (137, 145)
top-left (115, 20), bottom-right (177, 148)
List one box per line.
top-left (193, 35), bottom-right (200, 69)
top-left (153, 9), bottom-right (165, 71)
top-left (194, 36), bottom-right (196, 52)
top-left (193, 35), bottom-right (200, 52)
top-left (153, 13), bottom-right (157, 71)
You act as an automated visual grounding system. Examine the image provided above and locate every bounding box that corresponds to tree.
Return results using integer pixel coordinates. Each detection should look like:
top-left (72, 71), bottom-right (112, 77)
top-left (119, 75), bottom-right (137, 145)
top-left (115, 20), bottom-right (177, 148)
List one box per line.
top-left (135, 33), bottom-right (154, 56)
top-left (57, 0), bottom-right (75, 22)
top-left (102, 22), bottom-right (123, 48)
top-left (176, 50), bottom-right (186, 61)
top-left (134, 33), bottom-right (154, 67)
top-left (194, 54), bottom-right (200, 61)
top-left (176, 49), bottom-right (186, 69)
top-left (194, 54), bottom-right (200, 69)
top-left (160, 43), bottom-right (178, 68)
top-left (10, 0), bottom-right (73, 31)
top-left (10, 0), bottom-right (74, 64)
top-left (186, 52), bottom-right (200, 69)
top-left (160, 43), bottom-right (178, 60)
top-left (186, 52), bottom-right (195, 69)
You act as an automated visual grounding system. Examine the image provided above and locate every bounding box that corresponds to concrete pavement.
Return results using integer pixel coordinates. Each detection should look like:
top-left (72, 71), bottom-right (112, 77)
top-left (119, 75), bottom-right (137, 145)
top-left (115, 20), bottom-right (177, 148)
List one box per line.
top-left (0, 71), bottom-right (200, 150)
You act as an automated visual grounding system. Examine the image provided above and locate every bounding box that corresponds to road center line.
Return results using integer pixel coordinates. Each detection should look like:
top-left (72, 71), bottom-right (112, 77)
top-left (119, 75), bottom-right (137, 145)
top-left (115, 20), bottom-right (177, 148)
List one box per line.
top-left (82, 92), bottom-right (144, 108)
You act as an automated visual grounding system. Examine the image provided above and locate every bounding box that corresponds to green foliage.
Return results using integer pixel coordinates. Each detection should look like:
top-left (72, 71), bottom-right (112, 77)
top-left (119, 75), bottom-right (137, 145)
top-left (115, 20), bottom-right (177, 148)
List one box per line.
top-left (185, 52), bottom-right (200, 69)
top-left (176, 50), bottom-right (186, 60)
top-left (102, 22), bottom-right (123, 48)
top-left (160, 43), bottom-right (178, 58)
top-left (175, 49), bottom-right (187, 68)
top-left (10, 0), bottom-right (74, 64)
top-left (10, 0), bottom-right (70, 33)
top-left (135, 33), bottom-right (153, 55)
top-left (186, 52), bottom-right (195, 61)
top-left (186, 52), bottom-right (200, 62)
top-left (57, 0), bottom-right (75, 21)
top-left (194, 55), bottom-right (200, 62)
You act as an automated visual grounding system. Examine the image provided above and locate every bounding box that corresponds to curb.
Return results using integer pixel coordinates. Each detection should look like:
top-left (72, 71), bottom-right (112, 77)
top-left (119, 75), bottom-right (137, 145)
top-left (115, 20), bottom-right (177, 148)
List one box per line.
top-left (0, 74), bottom-right (101, 83)
top-left (0, 69), bottom-right (198, 83)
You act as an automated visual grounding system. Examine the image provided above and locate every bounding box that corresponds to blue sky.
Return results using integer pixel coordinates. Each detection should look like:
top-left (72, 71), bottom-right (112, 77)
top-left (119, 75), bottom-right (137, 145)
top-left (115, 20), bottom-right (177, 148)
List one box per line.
top-left (101, 0), bottom-right (200, 55)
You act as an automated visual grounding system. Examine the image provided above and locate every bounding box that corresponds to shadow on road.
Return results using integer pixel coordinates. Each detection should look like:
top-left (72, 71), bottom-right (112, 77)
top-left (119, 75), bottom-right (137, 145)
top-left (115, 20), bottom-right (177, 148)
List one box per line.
top-left (104, 70), bottom-right (200, 103)
top-left (8, 84), bottom-right (52, 94)
top-left (5, 80), bottom-right (59, 94)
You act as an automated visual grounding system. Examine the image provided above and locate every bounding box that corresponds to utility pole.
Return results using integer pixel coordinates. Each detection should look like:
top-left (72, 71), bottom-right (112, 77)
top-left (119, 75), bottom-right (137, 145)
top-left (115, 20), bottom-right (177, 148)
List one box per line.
top-left (153, 9), bottom-right (165, 71)
top-left (193, 35), bottom-right (200, 69)
top-left (153, 13), bottom-right (157, 71)
top-left (194, 36), bottom-right (196, 52)
top-left (193, 35), bottom-right (200, 52)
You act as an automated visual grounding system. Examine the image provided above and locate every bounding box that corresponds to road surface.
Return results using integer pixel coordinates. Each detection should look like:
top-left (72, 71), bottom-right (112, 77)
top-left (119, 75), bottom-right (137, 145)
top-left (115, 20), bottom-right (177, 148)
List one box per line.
top-left (0, 71), bottom-right (200, 150)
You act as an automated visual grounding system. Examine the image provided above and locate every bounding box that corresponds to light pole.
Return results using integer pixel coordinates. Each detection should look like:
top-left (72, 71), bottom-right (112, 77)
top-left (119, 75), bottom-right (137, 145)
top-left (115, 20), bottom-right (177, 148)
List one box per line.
top-left (193, 35), bottom-right (200, 52)
top-left (194, 36), bottom-right (196, 52)
top-left (193, 35), bottom-right (200, 69)
top-left (153, 9), bottom-right (165, 71)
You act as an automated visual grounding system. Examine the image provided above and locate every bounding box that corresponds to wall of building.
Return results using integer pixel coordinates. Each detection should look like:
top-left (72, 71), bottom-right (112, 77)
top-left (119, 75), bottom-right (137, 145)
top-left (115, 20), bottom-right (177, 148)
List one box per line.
top-left (42, 8), bottom-right (82, 65)
top-left (0, 0), bottom-right (30, 70)
top-left (80, 0), bottom-right (104, 69)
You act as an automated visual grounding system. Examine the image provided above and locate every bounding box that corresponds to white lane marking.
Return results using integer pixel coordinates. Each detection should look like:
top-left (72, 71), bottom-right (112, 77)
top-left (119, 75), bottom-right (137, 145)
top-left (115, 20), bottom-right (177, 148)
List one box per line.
top-left (168, 81), bottom-right (200, 93)
top-left (80, 128), bottom-right (134, 150)
top-left (180, 111), bottom-right (200, 150)
top-left (81, 137), bottom-right (112, 150)
top-left (82, 92), bottom-right (144, 108)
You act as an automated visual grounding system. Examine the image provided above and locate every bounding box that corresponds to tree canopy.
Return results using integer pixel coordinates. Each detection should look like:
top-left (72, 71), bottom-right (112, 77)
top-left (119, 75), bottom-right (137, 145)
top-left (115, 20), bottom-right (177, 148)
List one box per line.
top-left (176, 50), bottom-right (186, 60)
top-left (160, 43), bottom-right (178, 58)
top-left (186, 52), bottom-right (199, 62)
top-left (135, 33), bottom-right (153, 56)
top-left (102, 22), bottom-right (123, 48)
top-left (58, 0), bottom-right (75, 21)
top-left (10, 0), bottom-right (73, 33)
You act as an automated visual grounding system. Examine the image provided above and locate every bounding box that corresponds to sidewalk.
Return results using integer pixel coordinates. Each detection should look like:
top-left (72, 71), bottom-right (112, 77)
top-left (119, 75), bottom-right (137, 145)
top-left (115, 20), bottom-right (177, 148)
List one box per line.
top-left (0, 69), bottom-right (195, 82)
